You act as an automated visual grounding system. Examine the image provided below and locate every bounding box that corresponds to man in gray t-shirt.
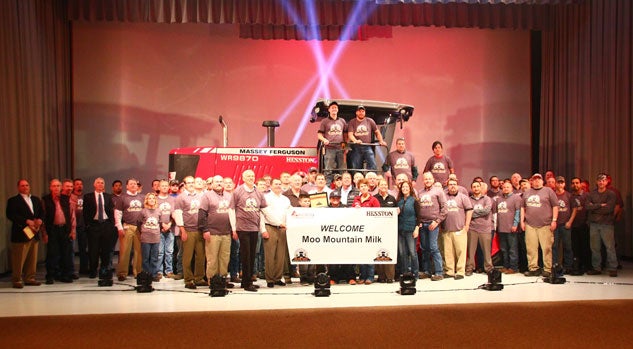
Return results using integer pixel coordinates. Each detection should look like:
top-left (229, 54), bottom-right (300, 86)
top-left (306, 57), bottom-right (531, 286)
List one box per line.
top-left (521, 173), bottom-right (559, 277)
top-left (317, 101), bottom-right (347, 183)
top-left (441, 178), bottom-right (472, 279)
top-left (229, 169), bottom-right (267, 292)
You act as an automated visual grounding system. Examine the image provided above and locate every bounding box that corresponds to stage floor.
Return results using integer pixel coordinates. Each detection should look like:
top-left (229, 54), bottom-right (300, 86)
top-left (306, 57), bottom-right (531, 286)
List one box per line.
top-left (2, 262), bottom-right (633, 318)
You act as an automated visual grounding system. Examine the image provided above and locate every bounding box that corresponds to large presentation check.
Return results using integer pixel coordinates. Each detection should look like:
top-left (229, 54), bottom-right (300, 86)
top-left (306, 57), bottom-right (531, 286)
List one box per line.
top-left (286, 207), bottom-right (398, 264)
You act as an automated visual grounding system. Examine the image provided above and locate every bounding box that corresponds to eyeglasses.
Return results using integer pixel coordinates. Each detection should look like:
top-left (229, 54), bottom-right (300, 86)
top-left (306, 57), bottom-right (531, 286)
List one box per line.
top-left (185, 181), bottom-right (194, 184)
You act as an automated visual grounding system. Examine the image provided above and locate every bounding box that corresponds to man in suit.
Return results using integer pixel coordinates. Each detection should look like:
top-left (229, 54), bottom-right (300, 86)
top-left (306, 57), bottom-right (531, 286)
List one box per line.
top-left (83, 177), bottom-right (117, 279)
top-left (6, 179), bottom-right (45, 288)
top-left (42, 179), bottom-right (76, 284)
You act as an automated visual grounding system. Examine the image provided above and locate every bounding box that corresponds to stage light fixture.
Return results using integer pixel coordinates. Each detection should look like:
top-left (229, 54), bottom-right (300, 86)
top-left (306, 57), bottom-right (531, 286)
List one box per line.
top-left (313, 272), bottom-right (331, 297)
top-left (398, 272), bottom-right (417, 295)
top-left (209, 274), bottom-right (228, 297)
top-left (481, 268), bottom-right (504, 291)
top-left (543, 264), bottom-right (566, 284)
top-left (135, 271), bottom-right (154, 293)
top-left (98, 269), bottom-right (113, 287)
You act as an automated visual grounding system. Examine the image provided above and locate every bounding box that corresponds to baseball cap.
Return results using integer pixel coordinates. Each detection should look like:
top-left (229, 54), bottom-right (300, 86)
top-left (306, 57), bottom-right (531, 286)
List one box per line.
top-left (169, 180), bottom-right (179, 186)
top-left (597, 173), bottom-right (607, 180)
top-left (555, 176), bottom-right (565, 182)
top-left (328, 101), bottom-right (339, 108)
top-left (333, 174), bottom-right (342, 181)
top-left (308, 167), bottom-right (318, 173)
top-left (531, 173), bottom-right (543, 180)
top-left (330, 190), bottom-right (342, 198)
top-left (356, 105), bottom-right (365, 111)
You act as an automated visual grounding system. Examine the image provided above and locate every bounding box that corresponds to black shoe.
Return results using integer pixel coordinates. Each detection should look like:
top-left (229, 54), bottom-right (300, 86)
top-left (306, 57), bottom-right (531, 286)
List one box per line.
top-left (60, 277), bottom-right (73, 283)
top-left (89, 272), bottom-right (98, 279)
top-left (71, 274), bottom-right (79, 280)
top-left (454, 275), bottom-right (464, 280)
top-left (230, 276), bottom-right (242, 283)
top-left (225, 282), bottom-right (235, 289)
top-left (267, 282), bottom-right (274, 288)
top-left (586, 269), bottom-right (601, 275)
top-left (185, 282), bottom-right (196, 289)
top-left (244, 285), bottom-right (258, 292)
top-left (274, 280), bottom-right (286, 286)
top-left (45, 278), bottom-right (54, 285)
top-left (541, 271), bottom-right (551, 277)
top-left (524, 270), bottom-right (541, 277)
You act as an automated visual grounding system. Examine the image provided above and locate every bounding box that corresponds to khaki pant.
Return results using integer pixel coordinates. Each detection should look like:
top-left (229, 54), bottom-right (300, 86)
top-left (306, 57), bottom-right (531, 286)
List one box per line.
top-left (183, 229), bottom-right (205, 283)
top-left (204, 234), bottom-right (231, 279)
top-left (525, 224), bottom-right (553, 273)
top-left (11, 240), bottom-right (39, 283)
top-left (442, 230), bottom-right (468, 276)
top-left (263, 224), bottom-right (287, 283)
top-left (117, 224), bottom-right (141, 278)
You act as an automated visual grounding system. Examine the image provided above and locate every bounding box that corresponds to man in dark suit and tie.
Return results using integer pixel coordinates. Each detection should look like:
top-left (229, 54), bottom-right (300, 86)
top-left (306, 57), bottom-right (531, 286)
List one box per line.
top-left (83, 177), bottom-right (116, 279)
top-left (5, 179), bottom-right (45, 288)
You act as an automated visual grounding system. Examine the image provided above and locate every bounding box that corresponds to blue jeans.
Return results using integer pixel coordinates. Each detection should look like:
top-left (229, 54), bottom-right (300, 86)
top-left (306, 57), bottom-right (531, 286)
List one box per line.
top-left (398, 229), bottom-right (419, 276)
top-left (419, 222), bottom-right (443, 275)
top-left (589, 223), bottom-right (617, 271)
top-left (498, 232), bottom-right (518, 271)
top-left (359, 264), bottom-right (375, 282)
top-left (553, 225), bottom-right (573, 270)
top-left (229, 236), bottom-right (241, 277)
top-left (323, 147), bottom-right (346, 183)
top-left (141, 242), bottom-right (160, 277)
top-left (349, 145), bottom-right (377, 171)
top-left (158, 229), bottom-right (174, 274)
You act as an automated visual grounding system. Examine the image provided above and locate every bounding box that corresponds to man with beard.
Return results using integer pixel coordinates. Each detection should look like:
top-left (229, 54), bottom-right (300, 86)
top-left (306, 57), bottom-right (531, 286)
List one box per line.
top-left (417, 172), bottom-right (447, 281)
top-left (521, 173), bottom-right (558, 277)
top-left (199, 175), bottom-right (234, 288)
top-left (442, 178), bottom-right (473, 280)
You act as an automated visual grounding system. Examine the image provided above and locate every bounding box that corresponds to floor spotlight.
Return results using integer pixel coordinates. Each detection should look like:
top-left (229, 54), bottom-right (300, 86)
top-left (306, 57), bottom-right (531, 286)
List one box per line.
top-left (482, 269), bottom-right (504, 291)
top-left (135, 271), bottom-right (154, 293)
top-left (543, 264), bottom-right (566, 284)
top-left (398, 272), bottom-right (416, 295)
top-left (209, 274), bottom-right (228, 297)
top-left (313, 272), bottom-right (331, 297)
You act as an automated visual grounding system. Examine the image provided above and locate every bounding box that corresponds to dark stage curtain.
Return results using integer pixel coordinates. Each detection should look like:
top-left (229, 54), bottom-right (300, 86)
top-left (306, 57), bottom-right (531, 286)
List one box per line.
top-left (540, 0), bottom-right (633, 256)
top-left (66, 0), bottom-right (571, 40)
top-left (0, 0), bottom-right (72, 271)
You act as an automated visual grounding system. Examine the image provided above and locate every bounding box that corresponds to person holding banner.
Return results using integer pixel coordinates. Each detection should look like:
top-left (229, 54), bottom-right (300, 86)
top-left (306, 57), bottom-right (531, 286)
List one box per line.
top-left (327, 190), bottom-right (357, 285)
top-left (353, 179), bottom-right (380, 284)
top-left (396, 180), bottom-right (421, 280)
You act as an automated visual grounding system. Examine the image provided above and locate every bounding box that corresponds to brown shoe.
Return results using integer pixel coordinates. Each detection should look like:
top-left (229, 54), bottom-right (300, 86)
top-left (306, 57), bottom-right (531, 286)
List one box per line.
top-left (117, 275), bottom-right (126, 281)
top-left (172, 273), bottom-right (184, 280)
top-left (24, 280), bottom-right (42, 286)
top-left (194, 280), bottom-right (208, 286)
top-left (348, 279), bottom-right (357, 285)
top-left (364, 280), bottom-right (372, 285)
top-left (185, 282), bottom-right (196, 289)
top-left (12, 282), bottom-right (24, 289)
top-left (165, 272), bottom-right (175, 279)
top-left (504, 269), bottom-right (516, 275)
top-left (608, 270), bottom-right (618, 277)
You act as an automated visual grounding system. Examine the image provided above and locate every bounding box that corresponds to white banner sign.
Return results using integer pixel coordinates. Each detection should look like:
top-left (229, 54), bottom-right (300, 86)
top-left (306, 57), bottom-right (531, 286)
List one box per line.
top-left (286, 207), bottom-right (398, 264)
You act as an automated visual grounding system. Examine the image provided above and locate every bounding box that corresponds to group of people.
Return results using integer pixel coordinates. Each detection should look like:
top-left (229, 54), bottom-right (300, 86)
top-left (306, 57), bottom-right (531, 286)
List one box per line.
top-left (4, 100), bottom-right (624, 290)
